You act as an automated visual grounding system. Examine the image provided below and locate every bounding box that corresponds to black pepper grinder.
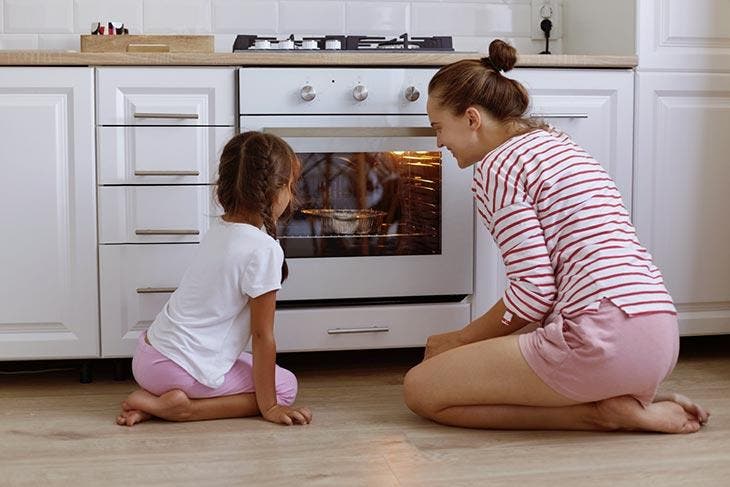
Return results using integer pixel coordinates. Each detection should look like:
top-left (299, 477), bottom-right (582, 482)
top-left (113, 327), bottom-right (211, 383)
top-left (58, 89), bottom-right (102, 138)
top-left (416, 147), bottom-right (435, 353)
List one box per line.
top-left (540, 17), bottom-right (553, 54)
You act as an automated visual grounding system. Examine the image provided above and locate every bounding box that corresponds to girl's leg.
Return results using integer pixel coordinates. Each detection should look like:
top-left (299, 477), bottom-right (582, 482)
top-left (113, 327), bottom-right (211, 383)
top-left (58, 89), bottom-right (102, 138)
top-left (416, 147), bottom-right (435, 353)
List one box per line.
top-left (117, 389), bottom-right (258, 425)
top-left (403, 335), bottom-right (703, 433)
top-left (118, 349), bottom-right (298, 426)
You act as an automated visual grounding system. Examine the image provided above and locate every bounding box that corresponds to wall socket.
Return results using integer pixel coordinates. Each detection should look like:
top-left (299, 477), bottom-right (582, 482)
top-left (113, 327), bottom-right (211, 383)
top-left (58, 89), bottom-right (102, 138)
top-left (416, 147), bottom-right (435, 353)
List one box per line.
top-left (531, 0), bottom-right (562, 40)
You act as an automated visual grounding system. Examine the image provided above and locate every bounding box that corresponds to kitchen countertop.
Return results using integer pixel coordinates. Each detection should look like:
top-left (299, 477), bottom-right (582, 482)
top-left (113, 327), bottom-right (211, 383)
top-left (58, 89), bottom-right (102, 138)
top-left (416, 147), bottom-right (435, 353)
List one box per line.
top-left (0, 51), bottom-right (638, 68)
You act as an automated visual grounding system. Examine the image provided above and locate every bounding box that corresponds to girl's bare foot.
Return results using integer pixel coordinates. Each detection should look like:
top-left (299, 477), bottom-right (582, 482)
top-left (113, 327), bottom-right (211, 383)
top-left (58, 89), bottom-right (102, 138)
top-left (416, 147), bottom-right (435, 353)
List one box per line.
top-left (116, 402), bottom-right (153, 427)
top-left (595, 394), bottom-right (707, 433)
top-left (115, 388), bottom-right (193, 426)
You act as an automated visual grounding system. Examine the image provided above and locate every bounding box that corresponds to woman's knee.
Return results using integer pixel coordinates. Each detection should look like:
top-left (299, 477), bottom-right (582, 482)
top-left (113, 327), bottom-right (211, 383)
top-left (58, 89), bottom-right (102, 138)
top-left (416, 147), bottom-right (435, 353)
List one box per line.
top-left (275, 366), bottom-right (298, 406)
top-left (403, 365), bottom-right (437, 418)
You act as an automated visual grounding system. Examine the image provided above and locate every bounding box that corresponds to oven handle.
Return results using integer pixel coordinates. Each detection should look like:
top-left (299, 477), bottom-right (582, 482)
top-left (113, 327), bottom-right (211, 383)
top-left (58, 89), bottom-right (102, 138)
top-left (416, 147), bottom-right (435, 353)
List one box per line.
top-left (326, 326), bottom-right (391, 335)
top-left (263, 127), bottom-right (435, 138)
top-left (530, 113), bottom-right (589, 119)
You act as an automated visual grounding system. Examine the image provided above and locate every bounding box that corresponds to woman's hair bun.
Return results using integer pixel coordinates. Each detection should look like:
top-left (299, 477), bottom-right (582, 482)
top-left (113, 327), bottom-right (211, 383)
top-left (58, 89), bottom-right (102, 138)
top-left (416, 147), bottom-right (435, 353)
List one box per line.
top-left (487, 39), bottom-right (517, 73)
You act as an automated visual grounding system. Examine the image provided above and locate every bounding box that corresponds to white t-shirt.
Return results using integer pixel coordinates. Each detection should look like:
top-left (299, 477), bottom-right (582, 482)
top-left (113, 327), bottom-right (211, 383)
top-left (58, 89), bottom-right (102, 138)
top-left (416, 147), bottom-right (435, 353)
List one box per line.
top-left (146, 221), bottom-right (284, 389)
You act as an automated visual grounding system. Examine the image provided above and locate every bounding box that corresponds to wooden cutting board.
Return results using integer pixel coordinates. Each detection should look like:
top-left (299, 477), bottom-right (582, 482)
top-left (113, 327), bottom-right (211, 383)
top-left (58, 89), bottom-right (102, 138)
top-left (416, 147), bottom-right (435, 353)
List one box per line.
top-left (80, 35), bottom-right (214, 53)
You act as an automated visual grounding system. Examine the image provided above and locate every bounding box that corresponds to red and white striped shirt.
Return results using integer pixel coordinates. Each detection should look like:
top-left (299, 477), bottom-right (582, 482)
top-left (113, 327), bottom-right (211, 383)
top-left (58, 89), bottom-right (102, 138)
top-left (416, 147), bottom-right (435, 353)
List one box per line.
top-left (472, 129), bottom-right (676, 324)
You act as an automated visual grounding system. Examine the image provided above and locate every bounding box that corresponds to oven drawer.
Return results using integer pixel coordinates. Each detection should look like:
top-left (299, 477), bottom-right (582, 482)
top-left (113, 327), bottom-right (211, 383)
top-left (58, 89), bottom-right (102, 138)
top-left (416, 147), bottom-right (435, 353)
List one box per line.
top-left (100, 244), bottom-right (198, 357)
top-left (273, 302), bottom-right (470, 352)
top-left (98, 186), bottom-right (219, 244)
top-left (96, 67), bottom-right (236, 126)
top-left (97, 126), bottom-right (234, 185)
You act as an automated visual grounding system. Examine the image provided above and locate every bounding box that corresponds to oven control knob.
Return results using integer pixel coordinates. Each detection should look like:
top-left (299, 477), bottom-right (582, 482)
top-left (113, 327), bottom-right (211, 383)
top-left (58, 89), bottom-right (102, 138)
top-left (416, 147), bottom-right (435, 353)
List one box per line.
top-left (404, 86), bottom-right (420, 102)
top-left (300, 85), bottom-right (316, 102)
top-left (352, 84), bottom-right (368, 102)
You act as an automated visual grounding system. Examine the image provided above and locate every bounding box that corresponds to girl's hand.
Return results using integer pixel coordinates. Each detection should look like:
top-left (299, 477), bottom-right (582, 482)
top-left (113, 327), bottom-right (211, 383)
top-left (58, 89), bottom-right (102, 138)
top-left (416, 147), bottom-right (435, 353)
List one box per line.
top-left (424, 330), bottom-right (467, 361)
top-left (263, 404), bottom-right (312, 426)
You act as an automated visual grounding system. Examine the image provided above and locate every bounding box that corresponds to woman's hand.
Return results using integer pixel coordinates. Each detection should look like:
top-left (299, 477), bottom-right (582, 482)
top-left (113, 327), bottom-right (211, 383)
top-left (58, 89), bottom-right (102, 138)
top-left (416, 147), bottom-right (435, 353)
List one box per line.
top-left (423, 330), bottom-right (467, 361)
top-left (263, 404), bottom-right (313, 426)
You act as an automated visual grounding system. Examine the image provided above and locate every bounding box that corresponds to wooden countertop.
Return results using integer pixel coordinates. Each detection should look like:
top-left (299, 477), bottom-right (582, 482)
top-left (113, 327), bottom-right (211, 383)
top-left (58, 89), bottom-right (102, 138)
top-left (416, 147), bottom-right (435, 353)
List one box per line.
top-left (0, 51), bottom-right (638, 68)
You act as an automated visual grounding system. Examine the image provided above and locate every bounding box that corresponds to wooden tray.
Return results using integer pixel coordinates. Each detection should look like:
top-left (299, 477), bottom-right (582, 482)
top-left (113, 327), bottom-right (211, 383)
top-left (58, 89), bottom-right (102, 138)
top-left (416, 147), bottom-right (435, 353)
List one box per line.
top-left (80, 35), bottom-right (214, 53)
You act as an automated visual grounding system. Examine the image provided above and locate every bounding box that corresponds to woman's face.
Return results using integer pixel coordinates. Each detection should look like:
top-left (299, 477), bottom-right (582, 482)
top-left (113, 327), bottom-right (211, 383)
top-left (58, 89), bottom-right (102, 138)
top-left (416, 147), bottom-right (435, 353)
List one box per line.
top-left (426, 96), bottom-right (486, 169)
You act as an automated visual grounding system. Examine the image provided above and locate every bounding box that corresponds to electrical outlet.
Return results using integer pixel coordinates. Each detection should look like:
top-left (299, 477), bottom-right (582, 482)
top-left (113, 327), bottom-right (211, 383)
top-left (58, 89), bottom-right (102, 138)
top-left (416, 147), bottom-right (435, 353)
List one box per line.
top-left (531, 0), bottom-right (562, 40)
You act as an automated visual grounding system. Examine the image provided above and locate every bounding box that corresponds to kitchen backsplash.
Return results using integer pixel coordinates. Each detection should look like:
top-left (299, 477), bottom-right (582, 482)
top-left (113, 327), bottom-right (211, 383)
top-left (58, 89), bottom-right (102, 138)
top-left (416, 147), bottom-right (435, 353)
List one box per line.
top-left (0, 0), bottom-right (562, 54)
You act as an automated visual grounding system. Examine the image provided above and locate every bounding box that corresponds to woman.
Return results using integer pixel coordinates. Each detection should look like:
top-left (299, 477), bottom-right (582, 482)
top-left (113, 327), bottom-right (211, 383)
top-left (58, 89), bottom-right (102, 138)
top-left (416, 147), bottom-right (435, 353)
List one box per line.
top-left (403, 40), bottom-right (709, 433)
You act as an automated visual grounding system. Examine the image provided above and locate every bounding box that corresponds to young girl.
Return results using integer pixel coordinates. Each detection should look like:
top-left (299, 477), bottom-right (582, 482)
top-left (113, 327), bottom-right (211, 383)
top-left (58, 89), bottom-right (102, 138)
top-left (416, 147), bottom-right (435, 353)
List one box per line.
top-left (403, 40), bottom-right (709, 433)
top-left (117, 131), bottom-right (312, 427)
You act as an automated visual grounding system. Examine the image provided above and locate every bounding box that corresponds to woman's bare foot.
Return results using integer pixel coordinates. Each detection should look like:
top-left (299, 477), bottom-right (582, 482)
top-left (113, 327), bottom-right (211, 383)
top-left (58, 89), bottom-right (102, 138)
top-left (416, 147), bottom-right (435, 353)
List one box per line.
top-left (594, 394), bottom-right (707, 433)
top-left (115, 388), bottom-right (193, 426)
top-left (654, 391), bottom-right (710, 424)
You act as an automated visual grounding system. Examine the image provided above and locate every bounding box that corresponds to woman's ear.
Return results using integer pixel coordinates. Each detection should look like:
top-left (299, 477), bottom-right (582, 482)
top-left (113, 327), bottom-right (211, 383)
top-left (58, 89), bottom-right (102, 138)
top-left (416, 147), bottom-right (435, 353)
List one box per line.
top-left (465, 106), bottom-right (482, 131)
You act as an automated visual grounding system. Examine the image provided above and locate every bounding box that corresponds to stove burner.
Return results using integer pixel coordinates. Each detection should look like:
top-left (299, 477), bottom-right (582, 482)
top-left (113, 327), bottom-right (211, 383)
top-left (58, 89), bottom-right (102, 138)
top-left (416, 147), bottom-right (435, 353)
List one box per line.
top-left (232, 33), bottom-right (453, 52)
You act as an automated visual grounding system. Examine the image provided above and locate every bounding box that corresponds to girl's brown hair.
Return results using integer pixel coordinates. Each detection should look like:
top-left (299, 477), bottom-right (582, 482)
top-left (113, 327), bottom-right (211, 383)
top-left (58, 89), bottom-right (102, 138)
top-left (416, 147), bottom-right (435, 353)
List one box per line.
top-left (216, 131), bottom-right (300, 281)
top-left (428, 39), bottom-right (547, 132)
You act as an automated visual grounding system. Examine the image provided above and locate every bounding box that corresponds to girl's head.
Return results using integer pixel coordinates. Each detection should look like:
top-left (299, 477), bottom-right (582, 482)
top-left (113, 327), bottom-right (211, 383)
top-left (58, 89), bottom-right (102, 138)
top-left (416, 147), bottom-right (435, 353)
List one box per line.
top-left (426, 40), bottom-right (546, 168)
top-left (216, 131), bottom-right (299, 233)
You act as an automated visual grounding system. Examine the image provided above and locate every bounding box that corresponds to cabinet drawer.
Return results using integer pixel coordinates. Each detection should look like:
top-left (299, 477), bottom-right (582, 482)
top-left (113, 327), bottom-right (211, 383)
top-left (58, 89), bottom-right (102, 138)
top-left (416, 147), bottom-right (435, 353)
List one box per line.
top-left (97, 125), bottom-right (234, 185)
top-left (98, 186), bottom-right (220, 244)
top-left (96, 68), bottom-right (236, 126)
top-left (100, 244), bottom-right (198, 357)
top-left (273, 302), bottom-right (470, 352)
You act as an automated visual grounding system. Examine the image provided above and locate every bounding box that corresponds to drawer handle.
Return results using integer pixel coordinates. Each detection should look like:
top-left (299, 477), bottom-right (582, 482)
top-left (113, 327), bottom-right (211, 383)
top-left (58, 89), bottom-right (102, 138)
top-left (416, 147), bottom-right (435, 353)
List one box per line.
top-left (133, 112), bottom-right (199, 120)
top-left (327, 326), bottom-right (390, 335)
top-left (136, 287), bottom-right (177, 294)
top-left (135, 229), bottom-right (200, 235)
top-left (530, 113), bottom-right (589, 119)
top-left (134, 170), bottom-right (200, 176)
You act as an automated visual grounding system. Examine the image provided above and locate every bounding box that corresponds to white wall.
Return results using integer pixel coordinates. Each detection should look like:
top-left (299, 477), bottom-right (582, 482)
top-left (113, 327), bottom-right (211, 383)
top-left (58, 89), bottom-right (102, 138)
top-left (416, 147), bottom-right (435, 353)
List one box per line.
top-left (0, 0), bottom-right (560, 54)
top-left (562, 0), bottom-right (635, 55)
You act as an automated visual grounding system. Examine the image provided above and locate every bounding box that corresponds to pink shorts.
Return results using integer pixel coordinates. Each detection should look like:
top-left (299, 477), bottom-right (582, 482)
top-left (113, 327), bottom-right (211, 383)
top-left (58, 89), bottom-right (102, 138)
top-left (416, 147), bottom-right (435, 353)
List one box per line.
top-left (518, 299), bottom-right (679, 406)
top-left (131, 333), bottom-right (298, 406)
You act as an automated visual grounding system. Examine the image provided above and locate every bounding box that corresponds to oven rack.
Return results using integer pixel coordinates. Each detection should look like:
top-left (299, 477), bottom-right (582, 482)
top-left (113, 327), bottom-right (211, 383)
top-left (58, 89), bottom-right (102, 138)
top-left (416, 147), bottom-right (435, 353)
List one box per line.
top-left (279, 232), bottom-right (435, 239)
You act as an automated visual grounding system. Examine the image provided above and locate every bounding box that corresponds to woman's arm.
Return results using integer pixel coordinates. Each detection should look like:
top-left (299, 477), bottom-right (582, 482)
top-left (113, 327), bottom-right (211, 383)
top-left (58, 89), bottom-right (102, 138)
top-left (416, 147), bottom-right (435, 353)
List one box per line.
top-left (423, 299), bottom-right (532, 360)
top-left (250, 290), bottom-right (311, 425)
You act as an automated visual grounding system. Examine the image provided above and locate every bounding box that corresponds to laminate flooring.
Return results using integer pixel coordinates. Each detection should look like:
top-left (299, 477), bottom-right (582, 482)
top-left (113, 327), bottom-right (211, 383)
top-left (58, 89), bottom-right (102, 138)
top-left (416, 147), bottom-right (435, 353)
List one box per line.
top-left (1, 335), bottom-right (729, 486)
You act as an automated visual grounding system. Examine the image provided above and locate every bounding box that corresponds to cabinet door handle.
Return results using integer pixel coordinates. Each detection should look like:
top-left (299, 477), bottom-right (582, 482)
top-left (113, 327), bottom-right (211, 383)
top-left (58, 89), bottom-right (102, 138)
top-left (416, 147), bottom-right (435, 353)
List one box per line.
top-left (136, 287), bottom-right (177, 294)
top-left (134, 170), bottom-right (200, 176)
top-left (133, 112), bottom-right (199, 120)
top-left (530, 113), bottom-right (589, 119)
top-left (135, 229), bottom-right (200, 235)
top-left (327, 326), bottom-right (390, 335)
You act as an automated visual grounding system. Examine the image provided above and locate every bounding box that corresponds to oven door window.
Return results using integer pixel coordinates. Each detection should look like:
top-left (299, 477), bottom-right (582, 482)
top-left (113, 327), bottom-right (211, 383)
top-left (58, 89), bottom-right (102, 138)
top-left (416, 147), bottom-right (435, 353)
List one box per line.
top-left (281, 150), bottom-right (441, 258)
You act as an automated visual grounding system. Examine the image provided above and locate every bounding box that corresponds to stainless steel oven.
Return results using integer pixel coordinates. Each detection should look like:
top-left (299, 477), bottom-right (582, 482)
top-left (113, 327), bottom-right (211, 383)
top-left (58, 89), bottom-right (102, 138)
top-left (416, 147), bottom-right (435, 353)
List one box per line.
top-left (239, 68), bottom-right (473, 304)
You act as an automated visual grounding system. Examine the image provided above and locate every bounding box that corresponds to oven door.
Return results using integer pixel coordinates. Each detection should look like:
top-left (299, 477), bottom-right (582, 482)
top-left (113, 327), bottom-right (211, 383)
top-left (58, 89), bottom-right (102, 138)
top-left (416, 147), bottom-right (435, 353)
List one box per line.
top-left (241, 115), bottom-right (473, 301)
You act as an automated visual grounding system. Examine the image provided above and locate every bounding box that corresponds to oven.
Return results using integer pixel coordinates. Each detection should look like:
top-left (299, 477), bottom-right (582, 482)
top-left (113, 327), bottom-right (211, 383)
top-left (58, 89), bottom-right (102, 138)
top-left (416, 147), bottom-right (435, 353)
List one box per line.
top-left (240, 68), bottom-right (473, 350)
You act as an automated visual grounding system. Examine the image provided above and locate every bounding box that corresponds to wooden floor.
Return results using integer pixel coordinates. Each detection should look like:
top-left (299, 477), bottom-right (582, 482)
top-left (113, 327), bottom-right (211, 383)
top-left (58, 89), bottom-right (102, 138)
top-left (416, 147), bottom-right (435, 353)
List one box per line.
top-left (1, 335), bottom-right (729, 486)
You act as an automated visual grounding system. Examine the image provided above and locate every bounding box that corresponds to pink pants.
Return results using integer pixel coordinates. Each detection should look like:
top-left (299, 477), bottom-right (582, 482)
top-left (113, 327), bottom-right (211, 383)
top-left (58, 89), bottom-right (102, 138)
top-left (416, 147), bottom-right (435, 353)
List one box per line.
top-left (132, 333), bottom-right (298, 406)
top-left (519, 299), bottom-right (680, 406)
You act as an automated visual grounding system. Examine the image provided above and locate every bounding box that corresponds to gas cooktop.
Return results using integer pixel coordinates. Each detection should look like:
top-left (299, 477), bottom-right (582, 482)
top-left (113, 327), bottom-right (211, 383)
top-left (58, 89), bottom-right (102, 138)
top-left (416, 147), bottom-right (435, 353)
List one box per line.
top-left (233, 33), bottom-right (453, 52)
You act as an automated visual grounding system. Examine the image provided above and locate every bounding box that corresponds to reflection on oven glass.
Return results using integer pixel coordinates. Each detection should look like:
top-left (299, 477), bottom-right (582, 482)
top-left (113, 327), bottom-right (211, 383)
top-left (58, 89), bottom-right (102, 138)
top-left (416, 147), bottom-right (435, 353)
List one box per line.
top-left (278, 151), bottom-right (442, 258)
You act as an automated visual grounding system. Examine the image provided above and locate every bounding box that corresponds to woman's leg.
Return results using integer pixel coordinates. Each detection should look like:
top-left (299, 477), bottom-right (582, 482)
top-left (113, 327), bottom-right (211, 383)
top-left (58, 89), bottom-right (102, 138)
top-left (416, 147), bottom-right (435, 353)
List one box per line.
top-left (403, 335), bottom-right (703, 433)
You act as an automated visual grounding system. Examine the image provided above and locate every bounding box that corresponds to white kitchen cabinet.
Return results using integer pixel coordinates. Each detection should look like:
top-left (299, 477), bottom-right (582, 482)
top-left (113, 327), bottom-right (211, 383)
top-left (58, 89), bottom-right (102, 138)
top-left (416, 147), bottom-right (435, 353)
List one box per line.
top-left (473, 69), bottom-right (635, 319)
top-left (638, 0), bottom-right (730, 72)
top-left (96, 67), bottom-right (236, 126)
top-left (98, 186), bottom-right (219, 244)
top-left (634, 72), bottom-right (730, 336)
top-left (96, 67), bottom-right (236, 357)
top-left (0, 68), bottom-right (98, 359)
top-left (99, 244), bottom-right (199, 357)
top-left (635, 0), bottom-right (730, 336)
top-left (97, 126), bottom-right (234, 185)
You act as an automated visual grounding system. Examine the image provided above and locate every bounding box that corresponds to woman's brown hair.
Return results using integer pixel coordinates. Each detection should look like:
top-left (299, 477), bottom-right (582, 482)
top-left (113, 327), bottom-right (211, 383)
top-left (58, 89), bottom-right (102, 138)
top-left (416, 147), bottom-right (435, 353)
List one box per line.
top-left (428, 39), bottom-right (547, 132)
top-left (215, 131), bottom-right (300, 281)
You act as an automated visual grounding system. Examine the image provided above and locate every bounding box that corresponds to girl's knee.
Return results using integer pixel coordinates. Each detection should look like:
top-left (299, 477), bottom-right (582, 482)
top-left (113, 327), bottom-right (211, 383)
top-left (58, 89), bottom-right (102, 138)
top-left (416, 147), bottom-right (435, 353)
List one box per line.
top-left (276, 367), bottom-right (298, 406)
